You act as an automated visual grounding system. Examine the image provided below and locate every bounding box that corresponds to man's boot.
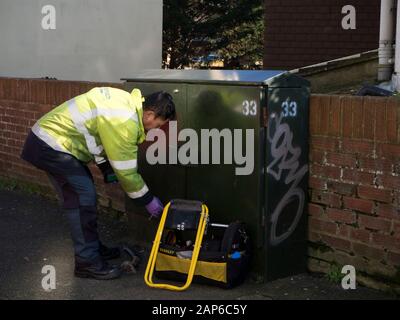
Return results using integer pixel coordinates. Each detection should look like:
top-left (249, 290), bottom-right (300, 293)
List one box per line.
top-left (99, 242), bottom-right (121, 260)
top-left (74, 256), bottom-right (122, 280)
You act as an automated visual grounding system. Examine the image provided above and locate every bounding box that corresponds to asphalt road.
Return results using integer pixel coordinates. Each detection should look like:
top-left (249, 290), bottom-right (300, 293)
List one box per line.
top-left (0, 189), bottom-right (396, 300)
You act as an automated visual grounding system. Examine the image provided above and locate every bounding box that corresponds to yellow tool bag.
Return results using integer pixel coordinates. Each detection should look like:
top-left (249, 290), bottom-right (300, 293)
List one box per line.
top-left (144, 199), bottom-right (251, 291)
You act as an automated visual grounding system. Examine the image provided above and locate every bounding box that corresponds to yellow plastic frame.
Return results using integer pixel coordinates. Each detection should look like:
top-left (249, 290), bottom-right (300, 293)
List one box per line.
top-left (144, 201), bottom-right (209, 291)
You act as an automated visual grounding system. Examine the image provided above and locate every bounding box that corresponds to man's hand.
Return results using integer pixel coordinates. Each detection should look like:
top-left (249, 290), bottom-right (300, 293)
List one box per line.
top-left (97, 161), bottom-right (118, 184)
top-left (145, 196), bottom-right (164, 219)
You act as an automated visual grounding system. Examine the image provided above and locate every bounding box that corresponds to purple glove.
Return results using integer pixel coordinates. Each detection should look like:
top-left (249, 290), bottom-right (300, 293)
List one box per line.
top-left (145, 196), bottom-right (164, 219)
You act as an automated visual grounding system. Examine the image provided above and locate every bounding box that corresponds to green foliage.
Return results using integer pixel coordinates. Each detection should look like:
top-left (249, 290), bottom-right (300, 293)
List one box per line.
top-left (0, 177), bottom-right (18, 191)
top-left (212, 8), bottom-right (264, 68)
top-left (0, 176), bottom-right (51, 197)
top-left (163, 0), bottom-right (264, 69)
top-left (325, 263), bottom-right (344, 284)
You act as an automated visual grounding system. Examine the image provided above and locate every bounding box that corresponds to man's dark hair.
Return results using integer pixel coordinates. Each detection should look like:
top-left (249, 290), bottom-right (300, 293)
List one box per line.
top-left (143, 91), bottom-right (176, 120)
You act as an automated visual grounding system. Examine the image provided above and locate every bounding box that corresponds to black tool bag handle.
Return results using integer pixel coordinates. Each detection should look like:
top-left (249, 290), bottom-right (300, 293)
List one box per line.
top-left (164, 199), bottom-right (204, 231)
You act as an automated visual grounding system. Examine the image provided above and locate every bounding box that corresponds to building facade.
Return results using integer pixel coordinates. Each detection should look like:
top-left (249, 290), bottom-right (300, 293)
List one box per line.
top-left (264, 0), bottom-right (381, 70)
top-left (0, 0), bottom-right (162, 82)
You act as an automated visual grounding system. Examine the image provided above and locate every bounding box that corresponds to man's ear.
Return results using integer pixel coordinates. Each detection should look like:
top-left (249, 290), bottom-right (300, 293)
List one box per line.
top-left (144, 110), bottom-right (156, 119)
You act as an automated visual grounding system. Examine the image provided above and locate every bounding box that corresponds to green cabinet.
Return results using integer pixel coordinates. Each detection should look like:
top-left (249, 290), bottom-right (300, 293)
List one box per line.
top-left (123, 70), bottom-right (310, 281)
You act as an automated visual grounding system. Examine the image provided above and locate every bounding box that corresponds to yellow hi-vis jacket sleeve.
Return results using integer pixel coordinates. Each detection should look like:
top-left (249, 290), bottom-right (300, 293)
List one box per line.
top-left (93, 89), bottom-right (151, 203)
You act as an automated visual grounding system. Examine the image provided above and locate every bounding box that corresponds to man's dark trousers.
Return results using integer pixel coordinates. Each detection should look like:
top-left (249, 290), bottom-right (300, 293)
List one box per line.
top-left (21, 131), bottom-right (100, 262)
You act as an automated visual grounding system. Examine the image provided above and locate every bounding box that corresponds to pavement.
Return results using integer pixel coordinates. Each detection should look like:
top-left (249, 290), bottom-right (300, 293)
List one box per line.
top-left (0, 189), bottom-right (397, 300)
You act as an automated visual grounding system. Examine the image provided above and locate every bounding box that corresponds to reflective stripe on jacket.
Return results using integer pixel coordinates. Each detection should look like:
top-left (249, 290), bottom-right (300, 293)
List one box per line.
top-left (32, 87), bottom-right (148, 199)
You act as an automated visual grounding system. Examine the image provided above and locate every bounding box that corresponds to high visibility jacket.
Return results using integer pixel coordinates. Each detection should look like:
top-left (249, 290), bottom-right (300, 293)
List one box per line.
top-left (32, 87), bottom-right (149, 200)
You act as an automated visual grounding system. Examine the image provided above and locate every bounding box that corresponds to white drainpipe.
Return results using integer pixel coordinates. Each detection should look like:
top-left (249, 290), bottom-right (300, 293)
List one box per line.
top-left (393, 0), bottom-right (400, 92)
top-left (379, 0), bottom-right (395, 81)
top-left (393, 0), bottom-right (400, 90)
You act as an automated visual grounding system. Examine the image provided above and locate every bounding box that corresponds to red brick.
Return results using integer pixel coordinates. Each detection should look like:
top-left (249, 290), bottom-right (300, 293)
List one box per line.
top-left (341, 139), bottom-right (375, 156)
top-left (391, 189), bottom-right (399, 207)
top-left (308, 203), bottom-right (325, 219)
top-left (372, 233), bottom-right (400, 251)
top-left (320, 234), bottom-right (352, 252)
top-left (386, 98), bottom-right (398, 143)
top-left (342, 169), bottom-right (374, 185)
top-left (0, 80), bottom-right (5, 100)
top-left (376, 203), bottom-right (400, 220)
top-left (350, 228), bottom-right (371, 243)
top-left (45, 80), bottom-right (57, 105)
top-left (55, 81), bottom-right (72, 105)
top-left (388, 251), bottom-right (400, 265)
top-left (8, 132), bottom-right (24, 141)
top-left (310, 136), bottom-right (339, 152)
top-left (342, 96), bottom-right (353, 138)
top-left (376, 174), bottom-right (400, 190)
top-left (23, 110), bottom-right (35, 120)
top-left (308, 232), bottom-right (320, 243)
top-left (2, 79), bottom-right (17, 101)
top-left (359, 157), bottom-right (393, 173)
top-left (6, 139), bottom-right (16, 147)
top-left (310, 150), bottom-right (325, 164)
top-left (29, 80), bottom-right (47, 104)
top-left (357, 185), bottom-right (393, 203)
top-left (326, 208), bottom-right (356, 224)
top-left (29, 79), bottom-right (42, 103)
top-left (15, 125), bottom-right (27, 133)
top-left (377, 144), bottom-right (400, 160)
top-left (1, 115), bottom-right (12, 123)
top-left (4, 105), bottom-right (17, 116)
top-left (343, 197), bottom-right (374, 214)
top-left (68, 82), bottom-right (82, 97)
top-left (352, 98), bottom-right (364, 139)
top-left (309, 176), bottom-right (327, 190)
top-left (396, 163), bottom-right (400, 175)
top-left (375, 101), bottom-right (387, 142)
top-left (393, 221), bottom-right (400, 236)
top-left (310, 95), bottom-right (320, 135)
top-left (352, 243), bottom-right (385, 261)
top-left (326, 152), bottom-right (357, 168)
top-left (6, 124), bottom-right (16, 132)
top-left (337, 224), bottom-right (350, 238)
top-left (311, 164), bottom-right (341, 180)
top-left (362, 97), bottom-right (377, 140)
top-left (30, 104), bottom-right (52, 117)
top-left (328, 96), bottom-right (341, 137)
top-left (309, 217), bottom-right (337, 235)
top-left (359, 215), bottom-right (391, 232)
top-left (16, 79), bottom-right (30, 102)
top-left (15, 117), bottom-right (29, 126)
top-left (312, 190), bottom-right (342, 208)
top-left (85, 83), bottom-right (98, 92)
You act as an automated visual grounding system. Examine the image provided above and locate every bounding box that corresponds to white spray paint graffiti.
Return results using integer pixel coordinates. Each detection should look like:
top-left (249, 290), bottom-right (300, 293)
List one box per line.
top-left (267, 112), bottom-right (308, 246)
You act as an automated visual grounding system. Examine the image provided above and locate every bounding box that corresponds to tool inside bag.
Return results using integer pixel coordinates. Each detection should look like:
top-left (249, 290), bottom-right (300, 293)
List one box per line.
top-left (144, 199), bottom-right (251, 291)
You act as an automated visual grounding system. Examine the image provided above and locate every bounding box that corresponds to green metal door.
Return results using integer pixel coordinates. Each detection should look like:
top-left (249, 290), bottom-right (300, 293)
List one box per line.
top-left (184, 84), bottom-right (266, 275)
top-left (264, 87), bottom-right (310, 281)
top-left (124, 82), bottom-right (188, 241)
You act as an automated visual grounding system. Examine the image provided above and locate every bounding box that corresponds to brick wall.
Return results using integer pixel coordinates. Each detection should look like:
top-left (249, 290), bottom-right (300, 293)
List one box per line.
top-left (264, 0), bottom-right (380, 70)
top-left (309, 95), bottom-right (400, 291)
top-left (0, 78), bottom-right (399, 290)
top-left (0, 77), bottom-right (127, 212)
